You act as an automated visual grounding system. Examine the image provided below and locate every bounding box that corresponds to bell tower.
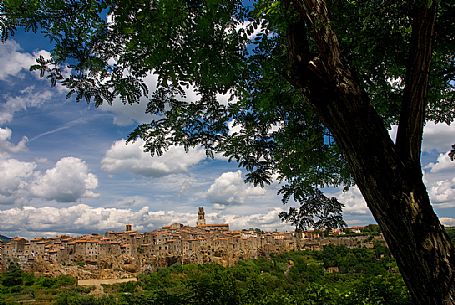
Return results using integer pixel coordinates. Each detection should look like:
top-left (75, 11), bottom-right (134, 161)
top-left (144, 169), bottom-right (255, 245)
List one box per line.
top-left (197, 207), bottom-right (206, 226)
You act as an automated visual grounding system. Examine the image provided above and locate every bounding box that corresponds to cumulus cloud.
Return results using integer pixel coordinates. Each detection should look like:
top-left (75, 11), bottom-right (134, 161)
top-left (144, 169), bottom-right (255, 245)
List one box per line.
top-left (335, 186), bottom-right (370, 215)
top-left (101, 139), bottom-right (206, 177)
top-left (440, 217), bottom-right (455, 227)
top-left (0, 204), bottom-right (295, 237)
top-left (0, 158), bottom-right (36, 205)
top-left (0, 204), bottom-right (152, 235)
top-left (425, 153), bottom-right (454, 174)
top-left (421, 124), bottom-right (455, 208)
top-left (0, 204), bottom-right (195, 236)
top-left (0, 127), bottom-right (28, 156)
top-left (207, 171), bottom-right (266, 207)
top-left (0, 40), bottom-right (50, 81)
top-left (99, 73), bottom-right (159, 126)
top-left (387, 122), bottom-right (455, 209)
top-left (31, 157), bottom-right (98, 202)
top-left (220, 207), bottom-right (292, 231)
top-left (422, 152), bottom-right (455, 208)
top-left (422, 122), bottom-right (455, 153)
top-left (426, 177), bottom-right (455, 206)
top-left (389, 122), bottom-right (455, 153)
top-left (101, 98), bottom-right (152, 126)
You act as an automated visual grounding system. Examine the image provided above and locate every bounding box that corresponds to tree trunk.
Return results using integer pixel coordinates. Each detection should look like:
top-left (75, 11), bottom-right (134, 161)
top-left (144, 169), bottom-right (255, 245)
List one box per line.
top-left (286, 0), bottom-right (455, 303)
top-left (311, 78), bottom-right (455, 305)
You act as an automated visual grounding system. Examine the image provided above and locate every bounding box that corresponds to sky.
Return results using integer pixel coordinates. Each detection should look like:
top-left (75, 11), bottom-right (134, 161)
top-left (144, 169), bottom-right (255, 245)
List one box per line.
top-left (0, 30), bottom-right (454, 238)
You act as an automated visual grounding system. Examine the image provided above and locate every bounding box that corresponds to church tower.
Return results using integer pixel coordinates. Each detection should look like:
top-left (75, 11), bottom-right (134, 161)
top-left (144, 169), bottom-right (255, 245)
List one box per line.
top-left (197, 207), bottom-right (206, 226)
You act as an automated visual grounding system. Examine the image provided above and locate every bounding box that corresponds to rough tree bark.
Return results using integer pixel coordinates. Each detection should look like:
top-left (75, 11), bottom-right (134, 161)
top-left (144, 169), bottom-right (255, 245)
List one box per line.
top-left (287, 0), bottom-right (455, 304)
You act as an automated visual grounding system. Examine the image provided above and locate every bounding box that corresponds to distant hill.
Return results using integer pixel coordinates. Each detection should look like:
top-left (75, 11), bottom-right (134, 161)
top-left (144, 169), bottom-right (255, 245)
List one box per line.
top-left (0, 234), bottom-right (11, 243)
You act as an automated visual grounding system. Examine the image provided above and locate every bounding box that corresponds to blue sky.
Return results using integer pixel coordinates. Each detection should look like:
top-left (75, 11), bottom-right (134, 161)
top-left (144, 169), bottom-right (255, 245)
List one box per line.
top-left (0, 30), bottom-right (454, 238)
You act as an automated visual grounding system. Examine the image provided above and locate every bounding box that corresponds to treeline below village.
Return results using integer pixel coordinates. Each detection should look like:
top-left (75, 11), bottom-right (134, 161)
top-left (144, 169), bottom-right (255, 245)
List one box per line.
top-left (0, 243), bottom-right (414, 305)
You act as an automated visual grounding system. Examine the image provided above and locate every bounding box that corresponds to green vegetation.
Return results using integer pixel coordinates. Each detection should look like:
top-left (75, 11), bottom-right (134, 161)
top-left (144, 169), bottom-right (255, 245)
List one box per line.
top-left (445, 227), bottom-right (455, 245)
top-left (0, 263), bottom-right (77, 304)
top-left (0, 245), bottom-right (410, 304)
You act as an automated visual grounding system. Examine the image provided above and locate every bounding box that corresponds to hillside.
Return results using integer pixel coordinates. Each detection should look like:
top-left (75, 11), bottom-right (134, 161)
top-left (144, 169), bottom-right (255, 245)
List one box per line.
top-left (0, 234), bottom-right (11, 243)
top-left (0, 245), bottom-right (410, 305)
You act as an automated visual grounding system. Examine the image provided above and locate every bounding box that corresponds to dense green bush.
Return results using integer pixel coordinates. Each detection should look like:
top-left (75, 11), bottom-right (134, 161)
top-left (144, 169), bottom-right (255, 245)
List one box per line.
top-left (54, 293), bottom-right (117, 305)
top-left (1, 263), bottom-right (23, 287)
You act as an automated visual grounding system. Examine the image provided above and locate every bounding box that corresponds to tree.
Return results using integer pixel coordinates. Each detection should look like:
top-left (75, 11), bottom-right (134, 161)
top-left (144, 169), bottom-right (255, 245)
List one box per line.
top-left (1, 0), bottom-right (454, 303)
top-left (1, 262), bottom-right (23, 287)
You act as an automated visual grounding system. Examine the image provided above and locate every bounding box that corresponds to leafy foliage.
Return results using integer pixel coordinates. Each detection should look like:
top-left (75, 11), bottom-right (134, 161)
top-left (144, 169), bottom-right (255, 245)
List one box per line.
top-left (445, 227), bottom-right (455, 245)
top-left (278, 188), bottom-right (345, 230)
top-left (0, 265), bottom-right (78, 304)
top-left (1, 262), bottom-right (23, 287)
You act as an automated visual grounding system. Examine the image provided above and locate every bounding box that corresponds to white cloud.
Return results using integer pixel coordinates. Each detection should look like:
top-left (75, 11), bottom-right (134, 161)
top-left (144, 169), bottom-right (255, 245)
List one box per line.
top-left (427, 178), bottom-right (455, 206)
top-left (111, 196), bottom-right (152, 209)
top-left (0, 158), bottom-right (36, 205)
top-left (99, 71), bottom-right (238, 127)
top-left (425, 153), bottom-right (454, 173)
top-left (207, 171), bottom-right (266, 206)
top-left (387, 122), bottom-right (455, 208)
top-left (220, 207), bottom-right (291, 231)
top-left (440, 217), bottom-right (455, 227)
top-left (0, 86), bottom-right (53, 124)
top-left (0, 40), bottom-right (49, 80)
top-left (99, 73), bottom-right (159, 126)
top-left (101, 139), bottom-right (206, 177)
top-left (0, 204), bottom-right (295, 237)
top-left (101, 98), bottom-right (152, 126)
top-left (31, 157), bottom-right (99, 202)
top-left (0, 127), bottom-right (28, 156)
top-left (422, 122), bottom-right (455, 153)
top-left (335, 186), bottom-right (370, 215)
top-left (423, 152), bottom-right (455, 208)
top-left (228, 120), bottom-right (243, 136)
top-left (0, 156), bottom-right (99, 205)
top-left (0, 204), bottom-right (196, 236)
top-left (389, 122), bottom-right (455, 153)
top-left (0, 204), bottom-right (152, 235)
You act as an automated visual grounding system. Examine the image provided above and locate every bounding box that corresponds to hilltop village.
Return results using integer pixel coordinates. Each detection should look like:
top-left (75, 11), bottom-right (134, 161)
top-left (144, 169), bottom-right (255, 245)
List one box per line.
top-left (0, 208), bottom-right (384, 279)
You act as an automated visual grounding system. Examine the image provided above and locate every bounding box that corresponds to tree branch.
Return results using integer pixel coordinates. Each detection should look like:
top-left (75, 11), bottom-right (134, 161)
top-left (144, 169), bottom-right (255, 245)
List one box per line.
top-left (395, 1), bottom-right (437, 168)
top-left (290, 0), bottom-right (363, 98)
